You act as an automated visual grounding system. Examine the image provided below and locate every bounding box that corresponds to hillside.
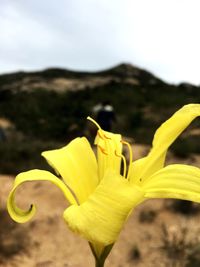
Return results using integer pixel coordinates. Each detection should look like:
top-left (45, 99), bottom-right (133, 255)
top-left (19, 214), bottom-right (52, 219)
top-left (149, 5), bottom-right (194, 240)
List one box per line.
top-left (0, 63), bottom-right (165, 93)
top-left (0, 63), bottom-right (200, 173)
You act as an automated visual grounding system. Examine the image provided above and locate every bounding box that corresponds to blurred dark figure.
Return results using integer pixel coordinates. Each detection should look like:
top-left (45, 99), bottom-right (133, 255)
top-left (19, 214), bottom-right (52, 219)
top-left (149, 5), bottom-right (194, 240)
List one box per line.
top-left (0, 127), bottom-right (6, 141)
top-left (96, 101), bottom-right (116, 131)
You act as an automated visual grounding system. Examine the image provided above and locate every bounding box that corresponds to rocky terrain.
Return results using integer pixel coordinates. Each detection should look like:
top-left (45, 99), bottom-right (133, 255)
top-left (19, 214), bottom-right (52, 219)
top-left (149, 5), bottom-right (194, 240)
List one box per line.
top-left (1, 145), bottom-right (200, 267)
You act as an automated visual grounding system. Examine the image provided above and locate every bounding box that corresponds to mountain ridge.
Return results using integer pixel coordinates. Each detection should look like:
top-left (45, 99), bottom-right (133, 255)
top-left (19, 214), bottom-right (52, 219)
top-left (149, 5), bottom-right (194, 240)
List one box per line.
top-left (0, 63), bottom-right (168, 93)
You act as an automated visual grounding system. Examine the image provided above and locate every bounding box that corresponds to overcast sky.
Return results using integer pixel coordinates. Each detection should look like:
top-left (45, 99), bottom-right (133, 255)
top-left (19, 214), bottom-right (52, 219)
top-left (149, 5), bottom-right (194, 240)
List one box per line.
top-left (1, 0), bottom-right (200, 84)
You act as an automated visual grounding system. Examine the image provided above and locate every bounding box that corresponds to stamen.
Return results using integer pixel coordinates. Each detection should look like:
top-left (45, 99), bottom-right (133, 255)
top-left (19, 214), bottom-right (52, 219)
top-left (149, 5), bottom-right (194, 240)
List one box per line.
top-left (98, 131), bottom-right (106, 140)
top-left (121, 140), bottom-right (133, 179)
top-left (87, 116), bottom-right (101, 130)
top-left (87, 116), bottom-right (106, 141)
top-left (87, 116), bottom-right (112, 139)
top-left (115, 150), bottom-right (127, 178)
top-left (103, 134), bottom-right (111, 140)
top-left (99, 146), bottom-right (108, 155)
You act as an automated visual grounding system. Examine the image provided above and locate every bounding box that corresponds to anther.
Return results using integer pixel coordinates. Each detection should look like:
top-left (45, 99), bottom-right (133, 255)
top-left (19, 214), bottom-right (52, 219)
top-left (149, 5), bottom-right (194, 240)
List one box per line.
top-left (103, 134), bottom-right (111, 140)
top-left (99, 146), bottom-right (108, 155)
top-left (98, 131), bottom-right (106, 139)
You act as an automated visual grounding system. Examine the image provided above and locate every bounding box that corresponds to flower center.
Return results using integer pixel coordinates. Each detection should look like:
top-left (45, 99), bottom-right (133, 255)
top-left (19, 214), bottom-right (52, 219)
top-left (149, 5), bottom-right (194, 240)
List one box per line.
top-left (87, 116), bottom-right (133, 179)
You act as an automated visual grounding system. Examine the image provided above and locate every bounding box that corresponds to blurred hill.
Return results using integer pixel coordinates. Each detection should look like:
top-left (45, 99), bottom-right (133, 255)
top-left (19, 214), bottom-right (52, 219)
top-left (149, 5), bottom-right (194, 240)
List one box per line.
top-left (0, 63), bottom-right (164, 92)
top-left (0, 63), bottom-right (200, 173)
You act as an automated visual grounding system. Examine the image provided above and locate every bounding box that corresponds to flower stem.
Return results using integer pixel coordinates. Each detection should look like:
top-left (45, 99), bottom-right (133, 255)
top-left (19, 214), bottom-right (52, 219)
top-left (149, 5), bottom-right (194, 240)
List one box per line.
top-left (95, 258), bottom-right (105, 267)
top-left (89, 242), bottom-right (114, 267)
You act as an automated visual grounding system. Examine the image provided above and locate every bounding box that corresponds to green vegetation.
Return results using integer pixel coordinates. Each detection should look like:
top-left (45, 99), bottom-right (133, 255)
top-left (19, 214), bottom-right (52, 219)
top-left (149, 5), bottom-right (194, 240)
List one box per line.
top-left (0, 65), bottom-right (200, 174)
top-left (1, 82), bottom-right (200, 141)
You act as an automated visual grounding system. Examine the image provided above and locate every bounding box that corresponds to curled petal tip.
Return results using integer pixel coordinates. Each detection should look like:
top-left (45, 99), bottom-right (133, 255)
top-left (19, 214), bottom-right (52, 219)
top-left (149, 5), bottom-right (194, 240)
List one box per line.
top-left (7, 191), bottom-right (36, 224)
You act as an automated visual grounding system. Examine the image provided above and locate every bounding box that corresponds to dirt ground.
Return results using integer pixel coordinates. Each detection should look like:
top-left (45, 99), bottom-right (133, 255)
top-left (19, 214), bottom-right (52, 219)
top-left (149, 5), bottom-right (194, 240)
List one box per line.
top-left (1, 144), bottom-right (200, 267)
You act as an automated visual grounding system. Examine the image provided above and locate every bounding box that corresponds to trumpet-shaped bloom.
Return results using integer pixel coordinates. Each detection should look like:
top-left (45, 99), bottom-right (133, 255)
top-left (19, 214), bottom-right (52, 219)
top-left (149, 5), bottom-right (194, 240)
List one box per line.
top-left (7, 104), bottom-right (200, 260)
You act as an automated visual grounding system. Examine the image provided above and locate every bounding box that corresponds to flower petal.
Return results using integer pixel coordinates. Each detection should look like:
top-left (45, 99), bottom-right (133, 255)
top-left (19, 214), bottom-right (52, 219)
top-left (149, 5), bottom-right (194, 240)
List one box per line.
top-left (7, 169), bottom-right (76, 223)
top-left (143, 164), bottom-right (200, 202)
top-left (95, 130), bottom-right (122, 180)
top-left (129, 153), bottom-right (166, 185)
top-left (63, 171), bottom-right (144, 246)
top-left (42, 137), bottom-right (98, 204)
top-left (129, 104), bottom-right (200, 183)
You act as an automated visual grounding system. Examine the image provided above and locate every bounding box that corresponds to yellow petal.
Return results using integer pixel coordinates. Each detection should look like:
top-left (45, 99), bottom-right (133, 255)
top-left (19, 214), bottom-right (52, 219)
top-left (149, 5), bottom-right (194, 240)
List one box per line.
top-left (129, 152), bottom-right (166, 185)
top-left (42, 137), bottom-right (98, 204)
top-left (95, 130), bottom-right (122, 180)
top-left (63, 171), bottom-right (144, 246)
top-left (143, 164), bottom-right (200, 202)
top-left (7, 169), bottom-right (76, 223)
top-left (130, 104), bottom-right (200, 184)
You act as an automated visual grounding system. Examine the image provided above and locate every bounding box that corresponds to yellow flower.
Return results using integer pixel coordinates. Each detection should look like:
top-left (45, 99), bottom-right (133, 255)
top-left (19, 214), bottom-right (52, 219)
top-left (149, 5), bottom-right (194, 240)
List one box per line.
top-left (7, 104), bottom-right (200, 262)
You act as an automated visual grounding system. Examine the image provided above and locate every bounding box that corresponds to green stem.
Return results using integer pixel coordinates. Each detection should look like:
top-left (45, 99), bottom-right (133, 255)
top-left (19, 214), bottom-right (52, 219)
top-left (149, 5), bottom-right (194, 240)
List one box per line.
top-left (89, 242), bottom-right (114, 267)
top-left (95, 258), bottom-right (105, 267)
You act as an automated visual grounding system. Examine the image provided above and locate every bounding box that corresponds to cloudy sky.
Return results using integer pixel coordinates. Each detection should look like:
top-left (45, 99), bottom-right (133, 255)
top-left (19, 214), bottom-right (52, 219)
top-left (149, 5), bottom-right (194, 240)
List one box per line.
top-left (1, 0), bottom-right (200, 84)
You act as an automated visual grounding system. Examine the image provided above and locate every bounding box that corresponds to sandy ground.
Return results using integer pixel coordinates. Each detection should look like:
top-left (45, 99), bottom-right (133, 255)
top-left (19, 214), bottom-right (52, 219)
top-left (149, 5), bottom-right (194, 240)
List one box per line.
top-left (1, 144), bottom-right (200, 267)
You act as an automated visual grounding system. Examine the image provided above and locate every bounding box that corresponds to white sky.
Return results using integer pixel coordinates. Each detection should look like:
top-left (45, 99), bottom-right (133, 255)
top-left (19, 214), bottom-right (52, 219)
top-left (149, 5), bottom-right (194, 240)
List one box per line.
top-left (1, 0), bottom-right (200, 84)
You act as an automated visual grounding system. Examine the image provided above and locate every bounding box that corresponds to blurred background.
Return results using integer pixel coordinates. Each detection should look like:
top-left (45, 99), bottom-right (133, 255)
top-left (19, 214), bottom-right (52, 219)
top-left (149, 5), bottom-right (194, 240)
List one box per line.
top-left (1, 1), bottom-right (200, 266)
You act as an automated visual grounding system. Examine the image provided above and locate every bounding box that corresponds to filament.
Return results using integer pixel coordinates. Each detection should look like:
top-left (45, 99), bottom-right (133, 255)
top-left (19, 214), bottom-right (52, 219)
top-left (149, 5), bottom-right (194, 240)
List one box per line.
top-left (87, 116), bottom-right (107, 141)
top-left (87, 116), bottom-right (101, 130)
top-left (121, 140), bottom-right (133, 179)
top-left (115, 150), bottom-right (127, 178)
